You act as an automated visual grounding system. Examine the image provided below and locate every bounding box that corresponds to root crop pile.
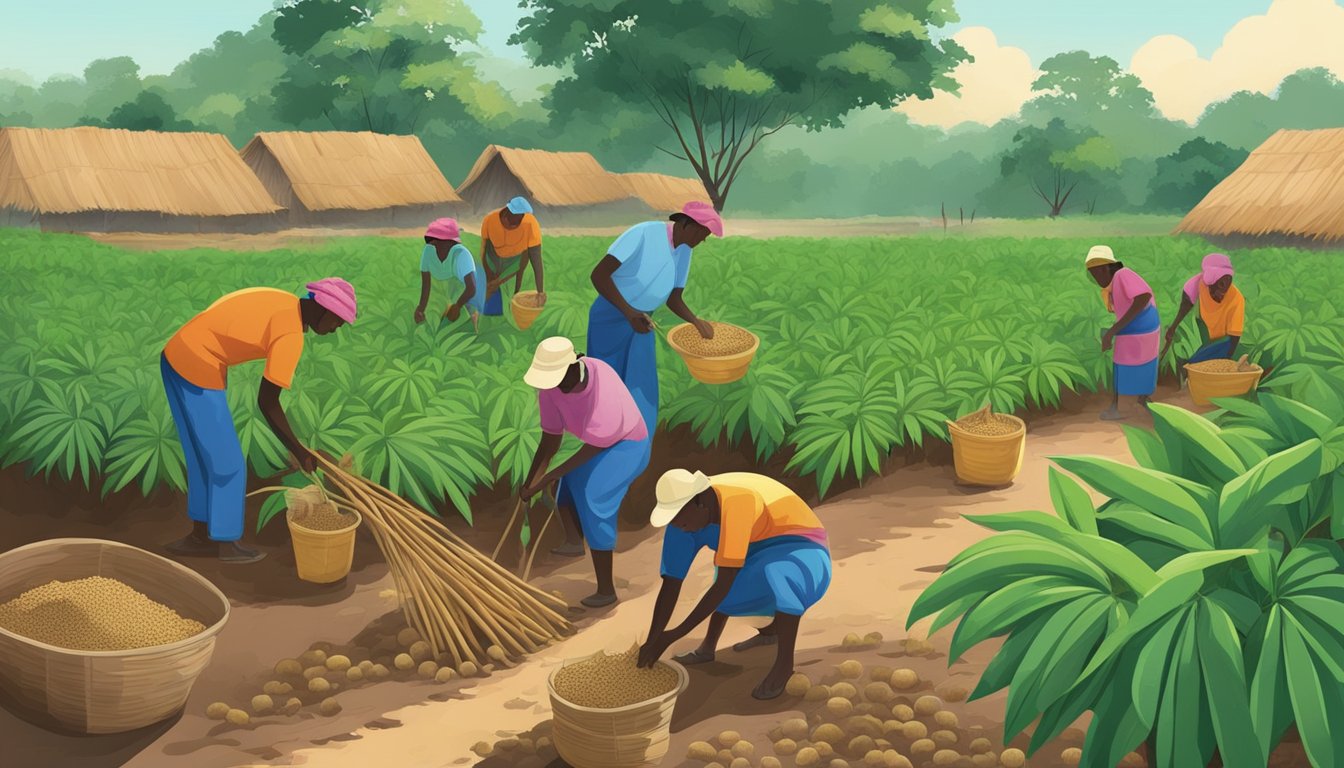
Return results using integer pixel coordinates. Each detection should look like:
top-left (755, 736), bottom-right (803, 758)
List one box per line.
top-left (953, 409), bottom-right (1020, 437)
top-left (312, 458), bottom-right (571, 668)
top-left (552, 646), bottom-right (679, 708)
top-left (672, 321), bottom-right (755, 357)
top-left (0, 576), bottom-right (205, 650)
top-left (1188, 357), bottom-right (1259, 374)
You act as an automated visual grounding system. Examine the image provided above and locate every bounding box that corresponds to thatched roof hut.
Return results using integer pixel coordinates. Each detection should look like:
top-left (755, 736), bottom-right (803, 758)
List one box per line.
top-left (456, 145), bottom-right (647, 224)
top-left (1175, 127), bottom-right (1344, 247)
top-left (241, 131), bottom-right (462, 228)
top-left (0, 126), bottom-right (283, 233)
top-left (616, 172), bottom-right (712, 213)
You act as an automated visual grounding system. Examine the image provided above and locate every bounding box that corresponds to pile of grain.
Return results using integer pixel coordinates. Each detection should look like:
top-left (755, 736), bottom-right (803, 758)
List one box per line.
top-left (552, 646), bottom-right (678, 708)
top-left (514, 293), bottom-right (545, 308)
top-left (954, 410), bottom-right (1019, 437)
top-left (1188, 358), bottom-right (1259, 374)
top-left (671, 321), bottom-right (755, 357)
top-left (0, 576), bottom-right (205, 650)
top-left (289, 499), bottom-right (357, 532)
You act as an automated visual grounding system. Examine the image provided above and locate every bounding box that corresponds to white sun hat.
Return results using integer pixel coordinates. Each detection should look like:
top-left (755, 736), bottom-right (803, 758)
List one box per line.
top-left (524, 337), bottom-right (577, 389)
top-left (1084, 244), bottom-right (1117, 269)
top-left (650, 469), bottom-right (711, 528)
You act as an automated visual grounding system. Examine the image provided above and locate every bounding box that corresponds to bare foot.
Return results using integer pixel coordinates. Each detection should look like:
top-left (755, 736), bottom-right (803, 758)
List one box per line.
top-left (732, 633), bottom-right (778, 652)
top-left (580, 592), bottom-right (617, 608)
top-left (674, 648), bottom-right (716, 665)
top-left (752, 669), bottom-right (792, 700)
top-left (1100, 406), bottom-right (1124, 421)
top-left (550, 541), bottom-right (585, 558)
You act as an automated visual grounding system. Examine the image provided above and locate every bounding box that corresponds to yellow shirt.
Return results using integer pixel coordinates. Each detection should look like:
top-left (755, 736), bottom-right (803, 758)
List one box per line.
top-left (712, 472), bottom-right (825, 568)
top-left (480, 209), bottom-right (542, 259)
top-left (164, 288), bottom-right (304, 390)
top-left (1198, 283), bottom-right (1245, 339)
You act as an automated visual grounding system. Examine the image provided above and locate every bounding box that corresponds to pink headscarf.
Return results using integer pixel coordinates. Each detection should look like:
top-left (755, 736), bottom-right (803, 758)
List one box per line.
top-left (425, 217), bottom-right (460, 241)
top-left (1201, 253), bottom-right (1234, 285)
top-left (306, 278), bottom-right (357, 325)
top-left (680, 201), bottom-right (724, 237)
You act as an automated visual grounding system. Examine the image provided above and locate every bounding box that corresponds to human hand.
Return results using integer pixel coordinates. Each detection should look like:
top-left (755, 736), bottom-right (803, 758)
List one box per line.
top-left (626, 312), bottom-right (654, 334)
top-left (693, 318), bottom-right (714, 339)
top-left (1101, 331), bottom-right (1115, 353)
top-left (638, 634), bottom-right (670, 668)
top-left (520, 474), bottom-right (548, 501)
top-left (414, 307), bottom-right (426, 324)
top-left (536, 292), bottom-right (547, 307)
top-left (470, 311), bottom-right (480, 333)
top-left (291, 448), bottom-right (318, 474)
top-left (445, 303), bottom-right (461, 322)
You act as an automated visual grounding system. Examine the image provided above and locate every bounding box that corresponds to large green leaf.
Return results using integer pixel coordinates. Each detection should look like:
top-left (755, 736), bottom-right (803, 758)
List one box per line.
top-left (951, 576), bottom-right (1103, 659)
top-left (1197, 598), bottom-right (1266, 768)
top-left (1053, 455), bottom-right (1216, 546)
top-left (1048, 466), bottom-right (1098, 535)
top-left (1003, 595), bottom-right (1111, 740)
top-left (1217, 440), bottom-right (1323, 547)
top-left (1149, 402), bottom-right (1246, 486)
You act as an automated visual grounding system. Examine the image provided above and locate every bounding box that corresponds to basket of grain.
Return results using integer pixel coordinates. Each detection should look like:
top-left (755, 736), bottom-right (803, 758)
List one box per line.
top-left (548, 645), bottom-right (689, 768)
top-left (665, 321), bottom-right (759, 384)
top-left (947, 405), bottom-right (1027, 486)
top-left (286, 485), bottom-right (361, 584)
top-left (0, 538), bottom-right (229, 734)
top-left (511, 290), bottom-right (546, 330)
top-left (1185, 355), bottom-right (1262, 407)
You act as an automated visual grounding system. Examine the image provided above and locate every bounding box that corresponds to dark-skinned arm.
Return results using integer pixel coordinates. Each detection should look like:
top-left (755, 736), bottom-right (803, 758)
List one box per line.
top-left (666, 288), bottom-right (713, 338)
top-left (414, 271), bottom-right (431, 323)
top-left (522, 431), bottom-right (563, 492)
top-left (522, 244), bottom-right (543, 294)
top-left (637, 576), bottom-right (685, 667)
top-left (591, 255), bottom-right (652, 332)
top-left (258, 379), bottom-right (314, 472)
top-left (1160, 293), bottom-right (1195, 360)
top-left (638, 569), bottom-right (740, 667)
top-left (1227, 335), bottom-right (1241, 358)
top-left (1103, 293), bottom-right (1151, 352)
top-left (523, 441), bottom-right (606, 498)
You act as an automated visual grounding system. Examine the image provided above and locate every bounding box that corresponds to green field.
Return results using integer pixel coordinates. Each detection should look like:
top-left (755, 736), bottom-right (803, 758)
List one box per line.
top-left (2, 227), bottom-right (1341, 521)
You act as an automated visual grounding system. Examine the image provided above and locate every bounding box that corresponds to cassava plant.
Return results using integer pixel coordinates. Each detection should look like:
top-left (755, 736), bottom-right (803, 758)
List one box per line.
top-left (911, 391), bottom-right (1344, 768)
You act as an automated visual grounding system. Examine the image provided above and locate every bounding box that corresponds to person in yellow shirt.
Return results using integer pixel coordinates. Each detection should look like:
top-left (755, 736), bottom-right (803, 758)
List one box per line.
top-left (637, 470), bottom-right (832, 700)
top-left (1160, 253), bottom-right (1246, 365)
top-left (160, 279), bottom-right (356, 563)
top-left (480, 196), bottom-right (544, 316)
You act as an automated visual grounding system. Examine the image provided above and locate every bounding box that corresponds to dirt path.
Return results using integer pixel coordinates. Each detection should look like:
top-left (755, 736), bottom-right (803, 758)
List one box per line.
top-left (45, 389), bottom-right (1176, 768)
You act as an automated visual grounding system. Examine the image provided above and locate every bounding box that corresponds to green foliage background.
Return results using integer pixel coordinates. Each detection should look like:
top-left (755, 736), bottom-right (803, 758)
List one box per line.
top-left (3, 228), bottom-right (1343, 519)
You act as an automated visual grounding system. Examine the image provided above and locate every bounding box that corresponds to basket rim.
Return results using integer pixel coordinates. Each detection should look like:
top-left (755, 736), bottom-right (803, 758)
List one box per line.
top-left (666, 322), bottom-right (760, 362)
top-left (946, 412), bottom-right (1026, 440)
top-left (1182, 363), bottom-right (1264, 377)
top-left (0, 537), bottom-right (231, 657)
top-left (286, 507), bottom-right (363, 535)
top-left (546, 654), bottom-right (689, 714)
top-left (511, 290), bottom-right (545, 307)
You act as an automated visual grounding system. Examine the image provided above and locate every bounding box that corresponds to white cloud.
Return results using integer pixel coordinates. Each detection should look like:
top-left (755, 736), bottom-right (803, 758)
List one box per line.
top-left (898, 27), bottom-right (1038, 129)
top-left (1131, 0), bottom-right (1344, 123)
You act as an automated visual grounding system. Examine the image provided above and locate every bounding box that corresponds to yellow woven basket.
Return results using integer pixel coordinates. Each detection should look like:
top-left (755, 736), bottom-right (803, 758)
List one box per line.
top-left (665, 322), bottom-right (759, 384)
top-left (947, 410), bottom-right (1027, 486)
top-left (547, 654), bottom-right (688, 768)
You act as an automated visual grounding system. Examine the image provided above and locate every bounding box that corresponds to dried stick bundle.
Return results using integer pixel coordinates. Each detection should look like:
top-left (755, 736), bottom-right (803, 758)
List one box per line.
top-left (311, 457), bottom-right (572, 667)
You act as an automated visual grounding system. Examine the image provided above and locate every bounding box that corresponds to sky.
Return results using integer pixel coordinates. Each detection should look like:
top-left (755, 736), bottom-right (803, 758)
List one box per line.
top-left (0, 0), bottom-right (1340, 126)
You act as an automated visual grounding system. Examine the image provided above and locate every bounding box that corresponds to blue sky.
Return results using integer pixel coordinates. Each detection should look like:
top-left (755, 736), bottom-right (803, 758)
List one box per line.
top-left (0, 0), bottom-right (1279, 81)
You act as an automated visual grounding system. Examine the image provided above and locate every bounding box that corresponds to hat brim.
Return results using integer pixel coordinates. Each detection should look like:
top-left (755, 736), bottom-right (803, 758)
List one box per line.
top-left (1085, 258), bottom-right (1116, 269)
top-left (524, 365), bottom-right (568, 390)
top-left (650, 501), bottom-right (685, 528)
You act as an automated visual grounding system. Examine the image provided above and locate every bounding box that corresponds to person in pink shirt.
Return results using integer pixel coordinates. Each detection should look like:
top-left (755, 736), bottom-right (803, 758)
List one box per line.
top-left (520, 336), bottom-right (652, 607)
top-left (1086, 245), bottom-right (1161, 420)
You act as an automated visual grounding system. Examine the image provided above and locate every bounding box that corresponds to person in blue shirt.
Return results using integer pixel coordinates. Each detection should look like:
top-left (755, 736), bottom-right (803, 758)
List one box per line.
top-left (413, 217), bottom-right (487, 331)
top-left (585, 201), bottom-right (724, 442)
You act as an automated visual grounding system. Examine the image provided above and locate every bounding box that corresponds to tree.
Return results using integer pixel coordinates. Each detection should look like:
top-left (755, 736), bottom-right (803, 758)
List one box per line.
top-left (79, 90), bottom-right (195, 132)
top-left (985, 118), bottom-right (1123, 218)
top-left (512, 1), bottom-right (969, 210)
top-left (1145, 137), bottom-right (1247, 212)
top-left (1198, 68), bottom-right (1344, 151)
top-left (81, 57), bottom-right (144, 120)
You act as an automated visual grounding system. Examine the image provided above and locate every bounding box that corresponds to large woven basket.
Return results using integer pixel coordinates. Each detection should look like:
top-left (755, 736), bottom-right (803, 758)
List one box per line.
top-left (666, 322), bottom-right (759, 384)
top-left (548, 655), bottom-right (689, 768)
top-left (511, 290), bottom-right (545, 330)
top-left (947, 410), bottom-right (1027, 486)
top-left (1185, 362), bottom-right (1263, 406)
top-left (0, 538), bottom-right (229, 734)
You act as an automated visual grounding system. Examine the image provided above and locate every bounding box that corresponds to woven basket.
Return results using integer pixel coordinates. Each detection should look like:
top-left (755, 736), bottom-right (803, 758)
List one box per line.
top-left (666, 322), bottom-right (759, 384)
top-left (947, 409), bottom-right (1027, 486)
top-left (285, 486), bottom-right (360, 584)
top-left (548, 655), bottom-right (688, 768)
top-left (1185, 363), bottom-right (1263, 407)
top-left (511, 290), bottom-right (545, 330)
top-left (0, 538), bottom-right (229, 734)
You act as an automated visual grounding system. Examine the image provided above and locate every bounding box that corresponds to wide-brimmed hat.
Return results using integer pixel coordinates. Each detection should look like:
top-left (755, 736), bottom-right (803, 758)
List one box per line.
top-left (650, 469), bottom-right (711, 528)
top-left (1084, 245), bottom-right (1117, 269)
top-left (524, 337), bottom-right (578, 390)
top-left (306, 278), bottom-right (357, 324)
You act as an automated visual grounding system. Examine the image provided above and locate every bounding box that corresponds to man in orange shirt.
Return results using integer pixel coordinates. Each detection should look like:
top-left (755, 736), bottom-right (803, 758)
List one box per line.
top-left (1161, 252), bottom-right (1247, 366)
top-left (480, 196), bottom-right (544, 316)
top-left (637, 470), bottom-right (832, 700)
top-left (160, 278), bottom-right (356, 563)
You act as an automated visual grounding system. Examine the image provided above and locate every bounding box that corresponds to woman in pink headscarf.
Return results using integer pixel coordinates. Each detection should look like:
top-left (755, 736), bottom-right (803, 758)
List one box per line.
top-left (1160, 253), bottom-right (1245, 365)
top-left (161, 278), bottom-right (356, 563)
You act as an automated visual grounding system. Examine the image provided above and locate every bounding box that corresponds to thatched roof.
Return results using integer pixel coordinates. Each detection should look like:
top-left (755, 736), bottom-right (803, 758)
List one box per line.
top-left (1175, 128), bottom-right (1344, 243)
top-left (241, 131), bottom-right (461, 212)
top-left (457, 145), bottom-right (634, 207)
top-left (0, 126), bottom-right (281, 216)
top-left (616, 172), bottom-right (712, 212)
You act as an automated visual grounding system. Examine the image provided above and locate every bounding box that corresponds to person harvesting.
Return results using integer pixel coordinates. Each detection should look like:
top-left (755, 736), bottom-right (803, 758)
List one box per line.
top-left (519, 336), bottom-right (652, 608)
top-left (1085, 245), bottom-right (1160, 421)
top-left (588, 201), bottom-right (722, 431)
top-left (1160, 252), bottom-right (1245, 365)
top-left (161, 279), bottom-right (356, 563)
top-left (413, 218), bottom-right (486, 331)
top-left (480, 196), bottom-right (544, 316)
top-left (637, 469), bottom-right (832, 701)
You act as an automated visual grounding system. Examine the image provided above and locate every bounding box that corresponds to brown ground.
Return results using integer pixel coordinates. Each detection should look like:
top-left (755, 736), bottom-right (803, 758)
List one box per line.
top-left (0, 385), bottom-right (1309, 768)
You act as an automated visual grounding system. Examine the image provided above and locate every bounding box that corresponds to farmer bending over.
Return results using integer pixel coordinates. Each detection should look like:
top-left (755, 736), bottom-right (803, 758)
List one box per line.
top-left (480, 196), bottom-right (544, 316)
top-left (1086, 245), bottom-right (1160, 420)
top-left (638, 470), bottom-right (832, 700)
top-left (1160, 253), bottom-right (1245, 366)
top-left (162, 279), bottom-right (356, 563)
top-left (414, 218), bottom-right (486, 331)
top-left (520, 337), bottom-right (652, 608)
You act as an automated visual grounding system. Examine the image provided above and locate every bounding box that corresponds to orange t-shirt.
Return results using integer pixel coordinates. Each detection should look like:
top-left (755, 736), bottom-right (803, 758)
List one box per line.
top-left (480, 209), bottom-right (542, 259)
top-left (712, 472), bottom-right (826, 568)
top-left (164, 288), bottom-right (305, 390)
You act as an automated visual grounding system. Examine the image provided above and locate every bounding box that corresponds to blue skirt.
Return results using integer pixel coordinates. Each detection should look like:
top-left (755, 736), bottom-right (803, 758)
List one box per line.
top-left (555, 435), bottom-right (652, 552)
top-left (1114, 303), bottom-right (1160, 397)
top-left (718, 536), bottom-right (832, 617)
top-left (587, 296), bottom-right (659, 430)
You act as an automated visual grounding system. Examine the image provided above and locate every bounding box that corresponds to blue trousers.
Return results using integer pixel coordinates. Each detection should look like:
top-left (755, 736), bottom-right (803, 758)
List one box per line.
top-left (587, 296), bottom-right (659, 430)
top-left (718, 536), bottom-right (833, 617)
top-left (160, 354), bottom-right (246, 541)
top-left (556, 436), bottom-right (652, 552)
top-left (483, 253), bottom-right (520, 316)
